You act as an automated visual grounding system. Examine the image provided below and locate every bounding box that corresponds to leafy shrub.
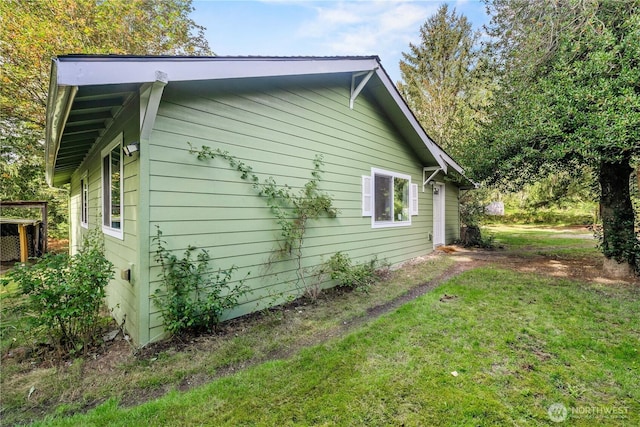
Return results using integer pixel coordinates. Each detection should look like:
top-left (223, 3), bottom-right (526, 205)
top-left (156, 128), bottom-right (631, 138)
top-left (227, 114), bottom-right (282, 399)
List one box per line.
top-left (152, 227), bottom-right (248, 335)
top-left (4, 229), bottom-right (113, 356)
top-left (323, 252), bottom-right (389, 293)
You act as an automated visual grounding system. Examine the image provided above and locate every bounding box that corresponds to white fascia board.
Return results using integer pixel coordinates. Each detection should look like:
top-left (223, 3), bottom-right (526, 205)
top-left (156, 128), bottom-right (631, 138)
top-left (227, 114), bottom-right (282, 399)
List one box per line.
top-left (372, 68), bottom-right (448, 172)
top-left (45, 60), bottom-right (77, 187)
top-left (54, 57), bottom-right (381, 86)
top-left (439, 151), bottom-right (465, 175)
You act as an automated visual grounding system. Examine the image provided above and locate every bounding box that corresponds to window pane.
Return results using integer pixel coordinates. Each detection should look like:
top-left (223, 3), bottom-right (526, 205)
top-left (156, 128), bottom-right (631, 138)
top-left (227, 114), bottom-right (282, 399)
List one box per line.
top-left (394, 178), bottom-right (409, 222)
top-left (81, 178), bottom-right (88, 224)
top-left (110, 145), bottom-right (121, 230)
top-left (103, 155), bottom-right (110, 227)
top-left (374, 174), bottom-right (392, 222)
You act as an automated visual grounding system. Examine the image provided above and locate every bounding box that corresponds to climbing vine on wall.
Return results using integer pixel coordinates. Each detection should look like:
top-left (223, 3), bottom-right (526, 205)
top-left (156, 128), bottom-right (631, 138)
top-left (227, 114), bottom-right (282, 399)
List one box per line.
top-left (188, 143), bottom-right (337, 288)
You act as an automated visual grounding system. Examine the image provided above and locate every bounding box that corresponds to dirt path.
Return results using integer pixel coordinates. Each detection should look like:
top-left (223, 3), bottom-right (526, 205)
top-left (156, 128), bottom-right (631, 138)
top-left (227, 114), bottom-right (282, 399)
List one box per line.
top-left (444, 245), bottom-right (639, 286)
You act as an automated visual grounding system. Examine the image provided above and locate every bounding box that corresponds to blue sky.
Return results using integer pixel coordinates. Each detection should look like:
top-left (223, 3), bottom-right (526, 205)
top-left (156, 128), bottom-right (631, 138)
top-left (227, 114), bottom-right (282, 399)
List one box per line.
top-left (190, 0), bottom-right (490, 82)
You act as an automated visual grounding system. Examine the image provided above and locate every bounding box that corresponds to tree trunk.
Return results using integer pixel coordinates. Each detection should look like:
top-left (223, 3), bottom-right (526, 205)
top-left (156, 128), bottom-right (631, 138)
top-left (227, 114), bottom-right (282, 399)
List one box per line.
top-left (598, 158), bottom-right (637, 277)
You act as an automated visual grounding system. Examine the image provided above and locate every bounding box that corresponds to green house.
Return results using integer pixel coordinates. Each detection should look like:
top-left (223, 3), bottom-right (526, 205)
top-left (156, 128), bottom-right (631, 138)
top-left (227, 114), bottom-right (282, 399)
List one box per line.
top-left (45, 55), bottom-right (475, 346)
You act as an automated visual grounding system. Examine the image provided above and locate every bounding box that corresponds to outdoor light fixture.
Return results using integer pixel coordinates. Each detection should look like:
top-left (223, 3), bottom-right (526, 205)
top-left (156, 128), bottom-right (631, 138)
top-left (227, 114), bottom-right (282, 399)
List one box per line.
top-left (123, 141), bottom-right (140, 157)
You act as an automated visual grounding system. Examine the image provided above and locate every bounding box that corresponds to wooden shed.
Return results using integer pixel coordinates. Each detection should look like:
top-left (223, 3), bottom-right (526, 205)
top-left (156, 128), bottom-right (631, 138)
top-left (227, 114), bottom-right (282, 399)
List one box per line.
top-left (0, 201), bottom-right (48, 263)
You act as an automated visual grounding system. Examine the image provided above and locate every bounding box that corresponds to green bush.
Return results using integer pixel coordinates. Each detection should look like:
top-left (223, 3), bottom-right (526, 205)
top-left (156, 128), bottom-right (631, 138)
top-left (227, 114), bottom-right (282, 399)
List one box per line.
top-left (4, 229), bottom-right (113, 356)
top-left (152, 227), bottom-right (248, 336)
top-left (323, 252), bottom-right (389, 293)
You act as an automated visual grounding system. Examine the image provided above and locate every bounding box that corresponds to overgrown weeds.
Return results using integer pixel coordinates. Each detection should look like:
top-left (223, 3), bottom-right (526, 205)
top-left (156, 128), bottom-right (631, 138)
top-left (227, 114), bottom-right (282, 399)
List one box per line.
top-left (321, 252), bottom-right (390, 293)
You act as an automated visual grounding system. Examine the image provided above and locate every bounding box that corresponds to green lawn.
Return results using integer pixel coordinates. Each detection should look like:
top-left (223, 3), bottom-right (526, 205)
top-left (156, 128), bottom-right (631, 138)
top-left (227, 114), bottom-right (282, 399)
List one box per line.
top-left (1, 255), bottom-right (455, 425)
top-left (486, 225), bottom-right (599, 259)
top-left (0, 278), bottom-right (28, 354)
top-left (33, 267), bottom-right (639, 426)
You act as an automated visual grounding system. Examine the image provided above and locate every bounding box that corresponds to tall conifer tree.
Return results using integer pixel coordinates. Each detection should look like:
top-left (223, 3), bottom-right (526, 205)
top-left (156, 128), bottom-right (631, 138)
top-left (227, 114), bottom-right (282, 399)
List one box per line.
top-left (398, 4), bottom-right (478, 157)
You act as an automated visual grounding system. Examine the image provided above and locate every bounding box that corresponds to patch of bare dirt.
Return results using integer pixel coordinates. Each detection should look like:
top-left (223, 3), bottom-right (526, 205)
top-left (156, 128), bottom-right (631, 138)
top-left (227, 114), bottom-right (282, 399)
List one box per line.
top-left (446, 245), bottom-right (639, 286)
top-left (47, 238), bottom-right (69, 254)
top-left (83, 336), bottom-right (135, 374)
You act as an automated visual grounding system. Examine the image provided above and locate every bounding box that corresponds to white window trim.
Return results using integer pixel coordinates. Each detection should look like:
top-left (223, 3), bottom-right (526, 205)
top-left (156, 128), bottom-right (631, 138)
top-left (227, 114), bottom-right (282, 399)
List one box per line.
top-left (101, 134), bottom-right (124, 240)
top-left (80, 172), bottom-right (89, 229)
top-left (371, 167), bottom-right (412, 229)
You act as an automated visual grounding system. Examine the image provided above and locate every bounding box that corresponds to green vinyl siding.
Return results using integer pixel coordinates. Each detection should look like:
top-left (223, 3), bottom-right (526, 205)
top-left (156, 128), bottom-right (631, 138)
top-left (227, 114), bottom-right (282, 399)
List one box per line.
top-left (67, 98), bottom-right (144, 344)
top-left (445, 181), bottom-right (460, 243)
top-left (145, 75), bottom-right (450, 342)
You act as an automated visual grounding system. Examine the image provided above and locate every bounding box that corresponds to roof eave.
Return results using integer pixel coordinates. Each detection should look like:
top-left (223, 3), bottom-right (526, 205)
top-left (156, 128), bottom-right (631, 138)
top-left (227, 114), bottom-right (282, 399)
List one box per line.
top-left (45, 59), bottom-right (78, 187)
top-left (55, 56), bottom-right (382, 86)
top-left (46, 55), bottom-right (472, 188)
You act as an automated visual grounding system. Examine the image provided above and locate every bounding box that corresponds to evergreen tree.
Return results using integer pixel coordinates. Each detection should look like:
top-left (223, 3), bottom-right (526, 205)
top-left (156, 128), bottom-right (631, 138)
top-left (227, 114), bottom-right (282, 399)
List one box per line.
top-left (398, 4), bottom-right (479, 158)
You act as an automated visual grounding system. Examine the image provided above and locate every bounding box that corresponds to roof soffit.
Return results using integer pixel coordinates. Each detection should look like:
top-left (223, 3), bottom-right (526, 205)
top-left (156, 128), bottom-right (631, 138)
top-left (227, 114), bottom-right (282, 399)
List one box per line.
top-left (47, 56), bottom-right (468, 186)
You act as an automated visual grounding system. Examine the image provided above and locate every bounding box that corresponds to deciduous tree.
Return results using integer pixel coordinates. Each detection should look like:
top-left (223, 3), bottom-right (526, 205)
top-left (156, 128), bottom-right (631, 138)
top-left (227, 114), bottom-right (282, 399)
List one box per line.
top-left (1, 0), bottom-right (211, 126)
top-left (0, 0), bottom-right (212, 236)
top-left (472, 0), bottom-right (640, 274)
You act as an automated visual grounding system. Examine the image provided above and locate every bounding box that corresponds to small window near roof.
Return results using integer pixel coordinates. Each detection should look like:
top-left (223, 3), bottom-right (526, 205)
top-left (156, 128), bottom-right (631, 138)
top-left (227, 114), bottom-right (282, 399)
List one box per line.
top-left (101, 134), bottom-right (123, 239)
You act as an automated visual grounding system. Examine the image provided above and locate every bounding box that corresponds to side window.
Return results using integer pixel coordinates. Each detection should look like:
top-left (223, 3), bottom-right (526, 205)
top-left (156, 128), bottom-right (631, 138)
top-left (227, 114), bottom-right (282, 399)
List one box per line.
top-left (101, 134), bottom-right (123, 239)
top-left (363, 168), bottom-right (416, 228)
top-left (80, 173), bottom-right (89, 228)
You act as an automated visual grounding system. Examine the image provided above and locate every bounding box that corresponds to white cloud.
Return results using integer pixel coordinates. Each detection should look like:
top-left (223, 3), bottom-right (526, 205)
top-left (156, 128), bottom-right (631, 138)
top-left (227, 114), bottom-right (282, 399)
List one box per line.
top-left (378, 2), bottom-right (430, 33)
top-left (296, 0), bottom-right (439, 63)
